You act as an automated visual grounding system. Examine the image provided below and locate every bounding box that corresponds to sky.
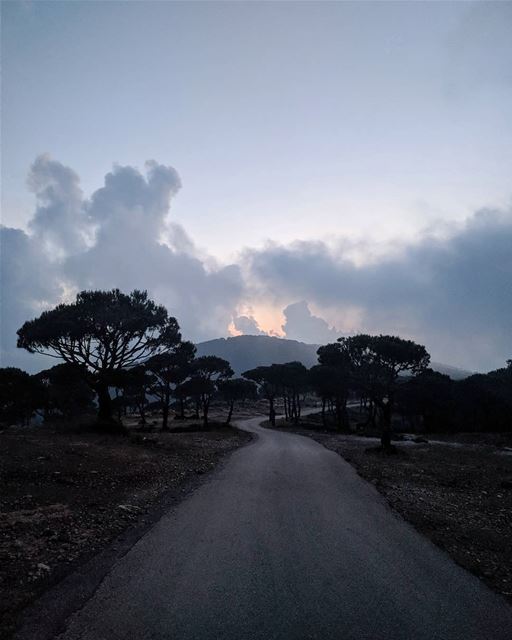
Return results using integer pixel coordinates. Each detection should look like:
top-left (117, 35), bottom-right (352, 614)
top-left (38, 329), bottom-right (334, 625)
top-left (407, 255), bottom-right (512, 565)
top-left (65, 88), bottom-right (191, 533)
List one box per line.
top-left (1, 0), bottom-right (511, 373)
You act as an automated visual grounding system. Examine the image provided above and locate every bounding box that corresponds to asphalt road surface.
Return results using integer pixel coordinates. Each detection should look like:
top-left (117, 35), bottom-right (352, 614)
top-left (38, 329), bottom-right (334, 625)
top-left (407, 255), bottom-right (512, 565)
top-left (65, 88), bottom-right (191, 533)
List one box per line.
top-left (54, 416), bottom-right (512, 640)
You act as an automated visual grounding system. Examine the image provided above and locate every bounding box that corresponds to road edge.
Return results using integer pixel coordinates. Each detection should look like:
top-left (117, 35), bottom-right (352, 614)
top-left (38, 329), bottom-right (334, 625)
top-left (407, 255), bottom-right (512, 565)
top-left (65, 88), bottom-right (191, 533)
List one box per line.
top-left (11, 429), bottom-right (256, 640)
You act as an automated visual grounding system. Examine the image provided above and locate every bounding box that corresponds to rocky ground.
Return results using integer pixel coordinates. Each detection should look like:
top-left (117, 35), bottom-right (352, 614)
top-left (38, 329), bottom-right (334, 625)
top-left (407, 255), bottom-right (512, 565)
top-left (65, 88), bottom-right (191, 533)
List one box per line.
top-left (272, 412), bottom-right (512, 605)
top-left (0, 410), bottom-right (254, 639)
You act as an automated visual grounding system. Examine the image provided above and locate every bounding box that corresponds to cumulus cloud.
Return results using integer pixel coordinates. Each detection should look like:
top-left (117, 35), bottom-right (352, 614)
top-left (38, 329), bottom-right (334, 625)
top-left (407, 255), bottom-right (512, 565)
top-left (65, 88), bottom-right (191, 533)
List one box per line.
top-left (232, 314), bottom-right (266, 335)
top-left (66, 161), bottom-right (243, 342)
top-left (246, 208), bottom-right (512, 371)
top-left (2, 154), bottom-right (511, 373)
top-left (28, 154), bottom-right (89, 258)
top-left (1, 156), bottom-right (243, 370)
top-left (0, 226), bottom-right (63, 370)
top-left (281, 301), bottom-right (341, 345)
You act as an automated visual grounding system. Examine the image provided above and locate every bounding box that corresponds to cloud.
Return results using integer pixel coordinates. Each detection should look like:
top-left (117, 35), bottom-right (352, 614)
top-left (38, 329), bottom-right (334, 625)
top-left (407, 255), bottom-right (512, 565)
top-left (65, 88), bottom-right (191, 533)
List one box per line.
top-left (245, 208), bottom-right (512, 371)
top-left (27, 154), bottom-right (89, 259)
top-left (0, 226), bottom-right (63, 370)
top-left (2, 154), bottom-right (511, 374)
top-left (66, 161), bottom-right (243, 343)
top-left (281, 301), bottom-right (341, 344)
top-left (1, 156), bottom-right (243, 371)
top-left (232, 314), bottom-right (266, 335)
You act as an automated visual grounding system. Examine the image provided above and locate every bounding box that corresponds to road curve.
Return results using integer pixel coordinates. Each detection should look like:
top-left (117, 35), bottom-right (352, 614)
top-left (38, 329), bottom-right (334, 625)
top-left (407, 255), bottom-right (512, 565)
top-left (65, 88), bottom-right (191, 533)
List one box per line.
top-left (54, 416), bottom-right (512, 640)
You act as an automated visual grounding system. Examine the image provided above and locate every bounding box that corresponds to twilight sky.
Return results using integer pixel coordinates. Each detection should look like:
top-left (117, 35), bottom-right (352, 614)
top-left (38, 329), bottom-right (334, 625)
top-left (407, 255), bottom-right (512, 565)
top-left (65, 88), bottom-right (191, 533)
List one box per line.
top-left (1, 1), bottom-right (511, 372)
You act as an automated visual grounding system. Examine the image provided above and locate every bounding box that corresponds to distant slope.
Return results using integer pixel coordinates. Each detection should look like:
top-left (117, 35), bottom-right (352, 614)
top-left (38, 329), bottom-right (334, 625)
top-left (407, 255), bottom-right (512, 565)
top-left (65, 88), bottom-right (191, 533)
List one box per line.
top-left (429, 362), bottom-right (472, 380)
top-left (196, 335), bottom-right (318, 374)
top-left (196, 335), bottom-right (471, 379)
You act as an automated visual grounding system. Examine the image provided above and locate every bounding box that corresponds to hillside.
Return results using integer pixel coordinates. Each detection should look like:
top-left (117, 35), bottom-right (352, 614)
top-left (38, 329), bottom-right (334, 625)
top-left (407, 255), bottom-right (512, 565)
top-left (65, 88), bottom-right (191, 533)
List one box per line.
top-left (196, 335), bottom-right (318, 374)
top-left (196, 335), bottom-right (471, 379)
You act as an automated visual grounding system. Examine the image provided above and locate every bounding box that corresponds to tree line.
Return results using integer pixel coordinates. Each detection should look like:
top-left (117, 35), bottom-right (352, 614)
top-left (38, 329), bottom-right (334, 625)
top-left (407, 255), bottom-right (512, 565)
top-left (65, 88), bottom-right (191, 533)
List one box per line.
top-left (1, 289), bottom-right (511, 444)
top-left (4, 290), bottom-right (256, 432)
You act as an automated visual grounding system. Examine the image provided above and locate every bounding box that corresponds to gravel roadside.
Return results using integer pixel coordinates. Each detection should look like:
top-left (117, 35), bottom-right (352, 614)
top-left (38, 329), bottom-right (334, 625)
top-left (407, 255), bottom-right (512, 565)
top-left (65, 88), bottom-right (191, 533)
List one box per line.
top-left (270, 415), bottom-right (512, 605)
top-left (0, 420), bottom-right (252, 639)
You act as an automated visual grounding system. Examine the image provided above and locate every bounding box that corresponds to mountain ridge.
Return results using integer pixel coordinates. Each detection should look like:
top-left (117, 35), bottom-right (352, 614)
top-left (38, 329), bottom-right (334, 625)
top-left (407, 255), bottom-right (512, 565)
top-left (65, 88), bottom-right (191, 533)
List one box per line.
top-left (196, 335), bottom-right (472, 379)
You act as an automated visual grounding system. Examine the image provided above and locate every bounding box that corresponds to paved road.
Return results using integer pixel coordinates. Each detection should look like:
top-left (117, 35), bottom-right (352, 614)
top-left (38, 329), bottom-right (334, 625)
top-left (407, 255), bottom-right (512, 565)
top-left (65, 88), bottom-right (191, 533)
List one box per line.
top-left (55, 417), bottom-right (512, 640)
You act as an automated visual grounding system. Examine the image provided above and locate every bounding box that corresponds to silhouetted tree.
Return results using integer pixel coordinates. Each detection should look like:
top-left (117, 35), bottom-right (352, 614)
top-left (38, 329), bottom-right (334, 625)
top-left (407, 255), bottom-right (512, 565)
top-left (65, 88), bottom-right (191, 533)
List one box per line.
top-left (396, 369), bottom-right (453, 432)
top-left (175, 377), bottom-right (203, 420)
top-left (217, 378), bottom-right (257, 424)
top-left (36, 363), bottom-right (95, 421)
top-left (276, 362), bottom-right (309, 425)
top-left (454, 367), bottom-right (512, 433)
top-left (243, 364), bottom-right (282, 426)
top-left (309, 364), bottom-right (345, 428)
top-left (192, 356), bottom-right (233, 427)
top-left (17, 289), bottom-right (180, 428)
top-left (338, 335), bottom-right (430, 448)
top-left (146, 341), bottom-right (196, 430)
top-left (0, 368), bottom-right (42, 426)
top-left (317, 343), bottom-right (353, 429)
top-left (112, 365), bottom-right (156, 424)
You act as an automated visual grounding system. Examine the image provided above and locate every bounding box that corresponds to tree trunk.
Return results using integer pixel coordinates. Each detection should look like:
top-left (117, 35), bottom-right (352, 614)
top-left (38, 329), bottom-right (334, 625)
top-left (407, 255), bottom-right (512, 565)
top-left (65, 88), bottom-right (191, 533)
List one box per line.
top-left (380, 400), bottom-right (393, 449)
top-left (96, 382), bottom-right (114, 422)
top-left (364, 400), bottom-right (376, 428)
top-left (226, 401), bottom-right (234, 425)
top-left (95, 382), bottom-right (125, 432)
top-left (269, 397), bottom-right (276, 427)
top-left (139, 389), bottom-right (146, 424)
top-left (203, 397), bottom-right (210, 428)
top-left (161, 387), bottom-right (171, 431)
top-left (321, 398), bottom-right (326, 427)
top-left (177, 398), bottom-right (185, 420)
top-left (335, 398), bottom-right (342, 430)
top-left (293, 394), bottom-right (299, 425)
top-left (162, 402), bottom-right (170, 431)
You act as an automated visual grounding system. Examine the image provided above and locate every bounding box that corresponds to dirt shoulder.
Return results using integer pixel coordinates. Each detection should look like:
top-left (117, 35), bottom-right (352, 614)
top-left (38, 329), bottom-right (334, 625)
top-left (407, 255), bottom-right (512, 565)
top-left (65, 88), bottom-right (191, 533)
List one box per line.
top-left (271, 414), bottom-right (512, 605)
top-left (0, 418), bottom-right (253, 640)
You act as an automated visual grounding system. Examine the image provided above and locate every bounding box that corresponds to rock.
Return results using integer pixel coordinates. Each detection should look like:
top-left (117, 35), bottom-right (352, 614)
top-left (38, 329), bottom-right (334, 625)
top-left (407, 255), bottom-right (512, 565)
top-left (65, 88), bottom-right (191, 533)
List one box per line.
top-left (36, 563), bottom-right (50, 573)
top-left (118, 504), bottom-right (140, 514)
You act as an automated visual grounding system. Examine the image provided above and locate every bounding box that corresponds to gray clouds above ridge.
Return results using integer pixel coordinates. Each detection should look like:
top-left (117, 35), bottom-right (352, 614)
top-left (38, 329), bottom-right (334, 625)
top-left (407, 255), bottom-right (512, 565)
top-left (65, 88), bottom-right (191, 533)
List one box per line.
top-left (1, 155), bottom-right (511, 373)
top-left (244, 208), bottom-right (512, 370)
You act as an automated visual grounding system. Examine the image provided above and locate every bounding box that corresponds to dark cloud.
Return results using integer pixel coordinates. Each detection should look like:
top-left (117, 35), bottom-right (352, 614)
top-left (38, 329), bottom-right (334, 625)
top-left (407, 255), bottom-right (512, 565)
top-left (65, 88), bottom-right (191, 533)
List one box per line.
top-left (246, 209), bottom-right (512, 371)
top-left (281, 301), bottom-right (340, 345)
top-left (232, 315), bottom-right (265, 335)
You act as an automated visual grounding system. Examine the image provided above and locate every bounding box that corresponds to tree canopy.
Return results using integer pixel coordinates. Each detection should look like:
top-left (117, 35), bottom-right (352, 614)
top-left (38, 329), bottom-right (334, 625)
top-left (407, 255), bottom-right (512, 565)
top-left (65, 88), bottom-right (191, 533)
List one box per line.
top-left (243, 364), bottom-right (283, 426)
top-left (146, 341), bottom-right (196, 430)
top-left (17, 289), bottom-right (180, 424)
top-left (217, 378), bottom-right (257, 424)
